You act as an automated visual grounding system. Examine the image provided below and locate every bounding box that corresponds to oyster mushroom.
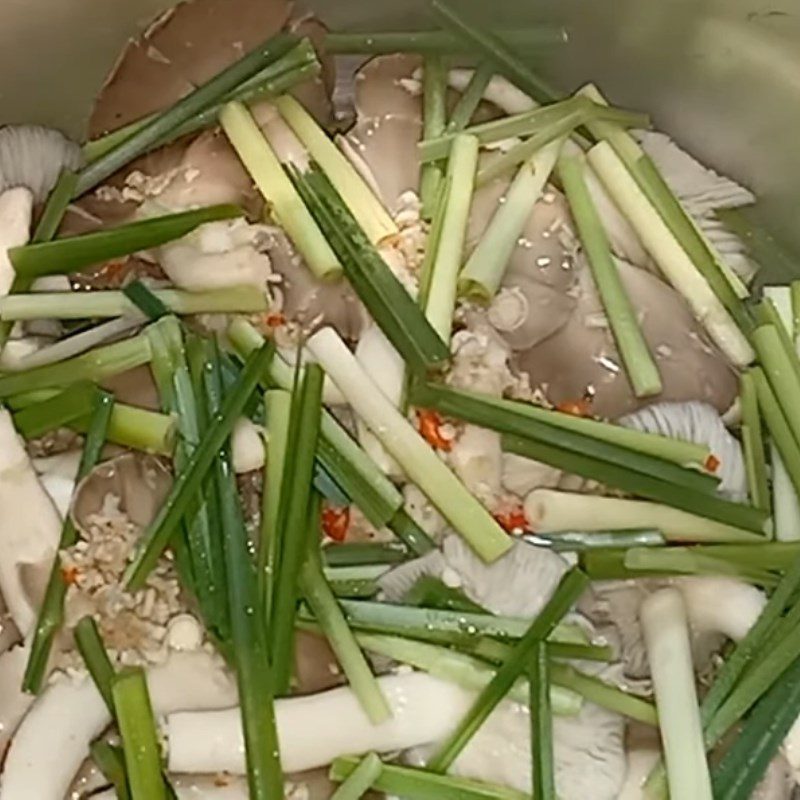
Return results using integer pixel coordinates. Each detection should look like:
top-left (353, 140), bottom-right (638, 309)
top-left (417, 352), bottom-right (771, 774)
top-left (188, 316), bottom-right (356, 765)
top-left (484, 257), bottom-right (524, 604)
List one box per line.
top-left (0, 409), bottom-right (62, 635)
top-left (0, 188), bottom-right (33, 297)
top-left (0, 650), bottom-right (237, 800)
top-left (354, 54), bottom-right (422, 123)
top-left (88, 0), bottom-right (292, 138)
top-left (513, 257), bottom-right (738, 418)
top-left (0, 646), bottom-right (34, 757)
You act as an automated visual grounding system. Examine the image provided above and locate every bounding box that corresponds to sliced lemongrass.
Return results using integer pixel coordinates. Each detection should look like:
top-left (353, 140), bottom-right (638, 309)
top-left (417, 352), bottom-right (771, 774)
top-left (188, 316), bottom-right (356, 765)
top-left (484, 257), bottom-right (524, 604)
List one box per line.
top-left (76, 33), bottom-right (297, 194)
top-left (306, 327), bottom-right (511, 562)
top-left (412, 380), bottom-right (711, 471)
top-left (753, 324), bottom-right (800, 447)
top-left (270, 367), bottom-right (324, 693)
top-left (300, 555), bottom-right (391, 723)
top-left (227, 319), bottom-right (404, 529)
top-left (763, 287), bottom-right (800, 540)
top-left (331, 756), bottom-right (528, 800)
top-left (423, 133), bottom-right (479, 339)
top-left (220, 100), bottom-right (341, 280)
top-left (740, 371), bottom-right (770, 512)
top-left (431, 0), bottom-right (559, 104)
top-left (446, 63), bottom-right (494, 133)
top-left (641, 588), bottom-right (713, 800)
top-left (113, 668), bottom-right (169, 800)
top-left (524, 489), bottom-right (763, 544)
top-left (417, 176), bottom-right (450, 311)
top-left (587, 140), bottom-right (754, 367)
top-left (624, 548), bottom-right (778, 586)
top-left (291, 167), bottom-right (450, 371)
top-left (711, 653), bottom-right (800, 800)
top-left (124, 343), bottom-right (273, 590)
top-left (793, 281), bottom-right (800, 345)
top-left (214, 426), bottom-right (283, 800)
top-left (427, 568), bottom-right (589, 771)
top-left (476, 110), bottom-right (581, 186)
top-left (83, 39), bottom-right (320, 163)
top-left (274, 95), bottom-right (396, 243)
top-left (580, 83), bottom-right (753, 314)
top-left (6, 316), bottom-right (142, 372)
top-left (322, 543), bottom-right (409, 567)
top-left (9, 205), bottom-right (241, 279)
top-left (753, 367), bottom-right (800, 500)
top-left (754, 297), bottom-right (800, 385)
top-left (0, 333), bottom-right (150, 398)
top-left (260, 389), bottom-right (290, 621)
top-left (420, 96), bottom-right (649, 163)
top-left (559, 152), bottom-right (662, 397)
top-left (325, 28), bottom-right (567, 55)
top-left (0, 285), bottom-right (266, 321)
top-left (529, 642), bottom-right (556, 799)
top-left (420, 55), bottom-right (448, 218)
top-left (23, 392), bottom-right (113, 693)
top-left (459, 137), bottom-right (562, 302)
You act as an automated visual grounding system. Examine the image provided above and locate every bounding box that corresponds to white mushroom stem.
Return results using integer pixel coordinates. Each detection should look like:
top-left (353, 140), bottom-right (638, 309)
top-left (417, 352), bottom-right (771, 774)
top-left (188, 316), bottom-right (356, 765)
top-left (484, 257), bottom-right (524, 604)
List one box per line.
top-left (587, 140), bottom-right (755, 367)
top-left (0, 651), bottom-right (237, 800)
top-left (640, 588), bottom-right (713, 800)
top-left (167, 672), bottom-right (472, 775)
top-left (0, 647), bottom-right (34, 756)
top-left (354, 324), bottom-right (405, 479)
top-left (231, 417), bottom-right (265, 474)
top-left (0, 409), bottom-right (62, 634)
top-left (524, 489), bottom-right (762, 543)
top-left (448, 425), bottom-right (503, 509)
top-left (0, 188), bottom-right (33, 297)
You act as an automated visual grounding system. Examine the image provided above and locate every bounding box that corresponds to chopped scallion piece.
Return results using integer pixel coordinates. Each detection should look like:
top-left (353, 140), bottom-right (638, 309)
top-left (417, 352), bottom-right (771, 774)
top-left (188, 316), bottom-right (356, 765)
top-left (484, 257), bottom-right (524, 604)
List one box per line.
top-left (74, 615), bottom-right (117, 714)
top-left (530, 642), bottom-right (556, 799)
top-left (446, 63), bottom-right (494, 133)
top-left (740, 370), bottom-right (770, 512)
top-left (420, 55), bottom-right (448, 218)
top-left (122, 280), bottom-right (170, 321)
top-left (330, 753), bottom-right (383, 800)
top-left (90, 741), bottom-right (131, 800)
top-left (23, 391), bottom-right (114, 693)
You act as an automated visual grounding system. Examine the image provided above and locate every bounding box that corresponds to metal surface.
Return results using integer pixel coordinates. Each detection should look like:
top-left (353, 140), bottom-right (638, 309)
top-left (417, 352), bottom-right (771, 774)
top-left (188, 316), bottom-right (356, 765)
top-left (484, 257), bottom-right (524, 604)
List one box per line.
top-left (1, 0), bottom-right (799, 259)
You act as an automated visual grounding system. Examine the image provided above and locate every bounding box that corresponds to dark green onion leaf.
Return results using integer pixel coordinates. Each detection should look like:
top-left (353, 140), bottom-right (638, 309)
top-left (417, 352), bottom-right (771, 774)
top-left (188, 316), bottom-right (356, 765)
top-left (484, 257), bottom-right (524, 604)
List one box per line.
top-left (90, 742), bottom-right (131, 800)
top-left (124, 343), bottom-right (274, 590)
top-left (426, 568), bottom-right (589, 770)
top-left (291, 166), bottom-right (450, 372)
top-left (12, 380), bottom-right (97, 439)
top-left (123, 280), bottom-right (170, 321)
top-left (9, 205), bottom-right (242, 279)
top-left (75, 33), bottom-right (298, 194)
top-left (404, 576), bottom-right (487, 614)
top-left (74, 615), bottom-right (117, 713)
top-left (530, 642), bottom-right (556, 799)
top-left (23, 391), bottom-right (114, 694)
top-left (322, 543), bottom-right (409, 567)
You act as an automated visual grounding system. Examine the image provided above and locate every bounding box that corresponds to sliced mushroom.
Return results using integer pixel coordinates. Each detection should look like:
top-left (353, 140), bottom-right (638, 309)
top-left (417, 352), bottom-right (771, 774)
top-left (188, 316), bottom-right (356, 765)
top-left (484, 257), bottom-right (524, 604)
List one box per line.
top-left (89, 0), bottom-right (292, 138)
top-left (0, 188), bottom-right (33, 297)
top-left (293, 630), bottom-right (345, 695)
top-left (287, 15), bottom-right (337, 128)
top-left (71, 452), bottom-right (172, 532)
top-left (101, 364), bottom-right (161, 411)
top-left (354, 54), bottom-right (422, 123)
top-left (0, 646), bottom-right (34, 758)
top-left (513, 257), bottom-right (738, 418)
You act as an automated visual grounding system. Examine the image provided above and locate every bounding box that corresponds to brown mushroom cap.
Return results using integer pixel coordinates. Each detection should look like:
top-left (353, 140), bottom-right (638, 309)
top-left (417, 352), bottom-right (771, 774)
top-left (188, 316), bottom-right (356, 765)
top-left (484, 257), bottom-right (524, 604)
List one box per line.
top-left (514, 259), bottom-right (738, 418)
top-left (354, 54), bottom-right (422, 123)
top-left (89, 0), bottom-right (292, 138)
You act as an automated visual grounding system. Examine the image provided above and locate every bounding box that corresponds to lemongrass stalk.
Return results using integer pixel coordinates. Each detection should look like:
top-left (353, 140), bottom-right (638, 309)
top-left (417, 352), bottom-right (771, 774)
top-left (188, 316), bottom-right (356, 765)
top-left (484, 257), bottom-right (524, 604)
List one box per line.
top-left (0, 334), bottom-right (151, 398)
top-left (446, 63), bottom-right (494, 133)
top-left (459, 138), bottom-right (562, 302)
top-left (559, 152), bottom-right (662, 397)
top-left (420, 56), bottom-right (448, 219)
top-left (754, 297), bottom-right (800, 385)
top-left (220, 101), bottom-right (341, 279)
top-left (753, 324), bottom-right (800, 446)
top-left (274, 95), bottom-right (396, 244)
top-left (300, 555), bottom-right (392, 723)
top-left (524, 489), bottom-right (763, 544)
top-left (740, 371), bottom-right (770, 512)
top-left (75, 401), bottom-right (175, 456)
top-left (476, 110), bottom-right (580, 186)
top-left (793, 281), bottom-right (800, 348)
top-left (325, 28), bottom-right (567, 55)
top-left (753, 367), bottom-right (800, 501)
top-left (83, 40), bottom-right (321, 163)
top-left (260, 389), bottom-right (291, 621)
top-left (580, 84), bottom-right (752, 308)
top-left (306, 327), bottom-right (511, 562)
top-left (764, 286), bottom-right (800, 540)
top-left (427, 568), bottom-right (589, 771)
top-left (431, 0), bottom-right (559, 104)
top-left (330, 756), bottom-right (529, 800)
top-left (587, 141), bottom-right (754, 367)
top-left (76, 33), bottom-right (296, 194)
top-left (641, 588), bottom-right (713, 800)
top-left (423, 134), bottom-right (479, 340)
